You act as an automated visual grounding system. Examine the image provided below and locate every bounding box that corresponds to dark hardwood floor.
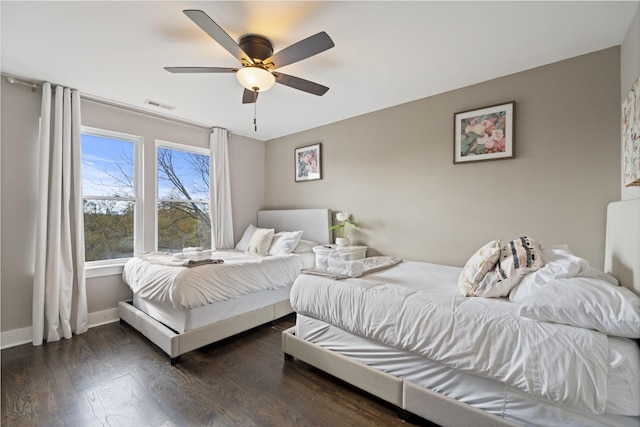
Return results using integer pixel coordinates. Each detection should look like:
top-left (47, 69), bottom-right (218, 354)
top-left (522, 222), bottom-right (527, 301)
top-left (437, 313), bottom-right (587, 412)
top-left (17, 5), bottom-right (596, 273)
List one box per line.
top-left (2, 314), bottom-right (433, 427)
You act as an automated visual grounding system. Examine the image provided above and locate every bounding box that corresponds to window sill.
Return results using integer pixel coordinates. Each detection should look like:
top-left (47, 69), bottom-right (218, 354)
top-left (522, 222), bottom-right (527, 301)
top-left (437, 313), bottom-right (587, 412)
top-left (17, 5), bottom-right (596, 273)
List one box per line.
top-left (85, 262), bottom-right (126, 279)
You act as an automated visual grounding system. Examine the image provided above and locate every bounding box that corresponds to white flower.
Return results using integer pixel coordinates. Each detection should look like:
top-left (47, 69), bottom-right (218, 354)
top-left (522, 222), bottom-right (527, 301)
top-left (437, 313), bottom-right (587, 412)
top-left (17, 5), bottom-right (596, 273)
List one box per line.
top-left (336, 212), bottom-right (349, 222)
top-left (329, 212), bottom-right (359, 239)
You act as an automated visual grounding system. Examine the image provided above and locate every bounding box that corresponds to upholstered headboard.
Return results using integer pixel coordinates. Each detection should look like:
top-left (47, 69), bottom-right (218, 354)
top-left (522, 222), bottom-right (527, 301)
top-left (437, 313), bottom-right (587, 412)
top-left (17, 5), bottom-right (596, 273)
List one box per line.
top-left (257, 209), bottom-right (332, 245)
top-left (604, 199), bottom-right (640, 295)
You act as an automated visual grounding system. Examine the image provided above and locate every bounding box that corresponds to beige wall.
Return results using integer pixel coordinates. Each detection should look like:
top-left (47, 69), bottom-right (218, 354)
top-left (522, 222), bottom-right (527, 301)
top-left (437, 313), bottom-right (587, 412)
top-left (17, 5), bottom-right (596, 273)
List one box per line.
top-left (265, 48), bottom-right (621, 269)
top-left (0, 82), bottom-right (265, 333)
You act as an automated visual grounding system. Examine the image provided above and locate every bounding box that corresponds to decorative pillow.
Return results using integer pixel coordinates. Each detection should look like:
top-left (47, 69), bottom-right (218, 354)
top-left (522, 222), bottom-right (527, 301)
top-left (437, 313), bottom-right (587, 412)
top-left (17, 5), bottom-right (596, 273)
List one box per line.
top-left (235, 224), bottom-right (257, 252)
top-left (268, 230), bottom-right (303, 256)
top-left (508, 245), bottom-right (614, 303)
top-left (245, 228), bottom-right (274, 256)
top-left (458, 240), bottom-right (501, 297)
top-left (293, 239), bottom-right (318, 254)
top-left (474, 237), bottom-right (543, 298)
top-left (519, 277), bottom-right (640, 339)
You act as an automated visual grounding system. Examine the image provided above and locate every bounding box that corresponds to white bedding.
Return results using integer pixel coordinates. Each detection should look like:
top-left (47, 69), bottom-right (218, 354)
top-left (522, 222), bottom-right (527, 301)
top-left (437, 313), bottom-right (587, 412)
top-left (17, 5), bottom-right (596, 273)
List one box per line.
top-left (124, 250), bottom-right (314, 309)
top-left (296, 315), bottom-right (640, 425)
top-left (290, 260), bottom-right (635, 416)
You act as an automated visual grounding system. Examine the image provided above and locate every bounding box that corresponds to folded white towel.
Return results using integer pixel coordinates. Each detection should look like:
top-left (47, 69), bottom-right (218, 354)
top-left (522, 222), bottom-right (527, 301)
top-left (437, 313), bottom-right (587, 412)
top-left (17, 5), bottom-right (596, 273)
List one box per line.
top-left (138, 252), bottom-right (223, 267)
top-left (327, 266), bottom-right (363, 277)
top-left (302, 257), bottom-right (402, 279)
top-left (182, 246), bottom-right (203, 253)
top-left (317, 256), bottom-right (329, 267)
top-left (173, 250), bottom-right (213, 260)
top-left (327, 257), bottom-right (361, 269)
top-left (326, 258), bottom-right (364, 277)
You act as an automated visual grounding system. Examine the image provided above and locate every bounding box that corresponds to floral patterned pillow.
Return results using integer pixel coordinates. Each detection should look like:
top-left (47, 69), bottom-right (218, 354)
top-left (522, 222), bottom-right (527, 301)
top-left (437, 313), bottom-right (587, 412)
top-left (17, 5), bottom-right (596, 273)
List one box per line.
top-left (458, 240), bottom-right (501, 296)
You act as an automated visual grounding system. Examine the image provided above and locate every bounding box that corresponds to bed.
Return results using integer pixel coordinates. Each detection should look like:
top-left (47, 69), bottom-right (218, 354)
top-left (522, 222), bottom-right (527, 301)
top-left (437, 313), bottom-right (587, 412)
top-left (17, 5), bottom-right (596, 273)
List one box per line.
top-left (119, 208), bottom-right (332, 364)
top-left (282, 199), bottom-right (640, 427)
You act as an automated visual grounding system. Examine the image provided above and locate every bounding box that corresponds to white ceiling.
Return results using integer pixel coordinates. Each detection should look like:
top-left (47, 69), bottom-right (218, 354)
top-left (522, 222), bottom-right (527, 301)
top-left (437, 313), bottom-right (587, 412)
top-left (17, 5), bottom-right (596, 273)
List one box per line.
top-left (2, 1), bottom-right (638, 141)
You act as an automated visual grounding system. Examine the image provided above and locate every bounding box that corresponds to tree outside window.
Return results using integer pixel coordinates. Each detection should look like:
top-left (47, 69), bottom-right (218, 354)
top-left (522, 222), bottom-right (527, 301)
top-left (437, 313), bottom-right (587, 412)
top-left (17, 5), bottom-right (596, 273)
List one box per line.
top-left (81, 130), bottom-right (138, 262)
top-left (156, 144), bottom-right (211, 252)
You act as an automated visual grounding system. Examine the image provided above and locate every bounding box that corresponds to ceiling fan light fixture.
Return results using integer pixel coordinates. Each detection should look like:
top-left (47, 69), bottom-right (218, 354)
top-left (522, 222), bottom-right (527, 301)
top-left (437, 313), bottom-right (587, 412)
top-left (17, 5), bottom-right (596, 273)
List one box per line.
top-left (236, 67), bottom-right (275, 92)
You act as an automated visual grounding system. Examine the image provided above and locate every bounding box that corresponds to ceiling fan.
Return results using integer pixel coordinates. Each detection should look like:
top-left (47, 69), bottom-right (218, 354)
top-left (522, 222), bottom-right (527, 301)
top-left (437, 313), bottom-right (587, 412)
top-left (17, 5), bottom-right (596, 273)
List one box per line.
top-left (165, 9), bottom-right (335, 105)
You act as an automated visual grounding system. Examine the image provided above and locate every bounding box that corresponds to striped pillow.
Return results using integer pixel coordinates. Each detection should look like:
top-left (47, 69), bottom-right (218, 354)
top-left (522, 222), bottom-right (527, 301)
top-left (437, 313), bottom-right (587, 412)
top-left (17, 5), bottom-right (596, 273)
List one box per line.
top-left (474, 237), bottom-right (543, 298)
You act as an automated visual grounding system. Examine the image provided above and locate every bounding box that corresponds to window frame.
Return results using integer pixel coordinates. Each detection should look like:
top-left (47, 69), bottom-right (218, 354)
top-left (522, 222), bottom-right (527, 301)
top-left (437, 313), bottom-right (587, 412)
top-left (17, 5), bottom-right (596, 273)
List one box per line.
top-left (81, 126), bottom-right (143, 275)
top-left (154, 140), bottom-right (211, 252)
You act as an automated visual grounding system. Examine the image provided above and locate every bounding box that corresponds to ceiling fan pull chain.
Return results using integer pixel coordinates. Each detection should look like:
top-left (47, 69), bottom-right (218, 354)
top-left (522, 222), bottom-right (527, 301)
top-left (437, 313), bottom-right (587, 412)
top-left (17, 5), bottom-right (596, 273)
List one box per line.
top-left (253, 88), bottom-right (258, 132)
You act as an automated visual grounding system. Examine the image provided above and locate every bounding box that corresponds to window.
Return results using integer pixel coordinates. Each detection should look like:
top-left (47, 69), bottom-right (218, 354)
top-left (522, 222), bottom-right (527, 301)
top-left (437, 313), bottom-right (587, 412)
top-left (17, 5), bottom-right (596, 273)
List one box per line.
top-left (156, 142), bottom-right (211, 252)
top-left (81, 127), bottom-right (141, 264)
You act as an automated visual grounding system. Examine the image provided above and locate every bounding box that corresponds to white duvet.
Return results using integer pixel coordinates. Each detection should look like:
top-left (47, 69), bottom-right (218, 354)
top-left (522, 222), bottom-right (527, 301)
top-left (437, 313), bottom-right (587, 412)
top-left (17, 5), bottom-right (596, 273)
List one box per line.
top-left (290, 260), bottom-right (612, 415)
top-left (123, 250), bottom-right (313, 309)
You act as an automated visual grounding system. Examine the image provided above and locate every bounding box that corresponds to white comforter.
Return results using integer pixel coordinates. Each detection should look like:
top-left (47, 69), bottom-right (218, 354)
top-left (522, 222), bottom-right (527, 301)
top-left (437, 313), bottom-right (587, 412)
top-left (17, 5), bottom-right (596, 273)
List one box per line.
top-left (290, 260), bottom-right (610, 415)
top-left (124, 250), bottom-right (313, 309)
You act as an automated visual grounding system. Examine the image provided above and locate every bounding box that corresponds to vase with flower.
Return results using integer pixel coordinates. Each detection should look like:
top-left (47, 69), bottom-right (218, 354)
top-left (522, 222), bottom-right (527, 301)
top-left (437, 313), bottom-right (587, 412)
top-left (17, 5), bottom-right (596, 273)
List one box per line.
top-left (329, 211), bottom-right (358, 246)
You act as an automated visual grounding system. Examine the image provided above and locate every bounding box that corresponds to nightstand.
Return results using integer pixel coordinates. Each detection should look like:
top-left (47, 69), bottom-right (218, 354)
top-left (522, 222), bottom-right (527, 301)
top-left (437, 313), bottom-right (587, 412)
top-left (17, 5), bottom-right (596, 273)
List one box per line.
top-left (312, 245), bottom-right (368, 267)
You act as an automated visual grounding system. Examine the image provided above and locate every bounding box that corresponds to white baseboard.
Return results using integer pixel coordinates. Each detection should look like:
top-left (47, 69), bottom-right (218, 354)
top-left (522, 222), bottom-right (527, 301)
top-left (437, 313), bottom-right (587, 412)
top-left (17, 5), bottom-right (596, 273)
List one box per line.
top-left (0, 327), bottom-right (32, 350)
top-left (1, 307), bottom-right (120, 350)
top-left (88, 307), bottom-right (120, 328)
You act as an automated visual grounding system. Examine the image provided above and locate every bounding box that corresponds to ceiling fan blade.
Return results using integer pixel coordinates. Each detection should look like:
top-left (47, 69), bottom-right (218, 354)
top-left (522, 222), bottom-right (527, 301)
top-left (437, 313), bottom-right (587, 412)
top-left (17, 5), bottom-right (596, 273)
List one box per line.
top-left (263, 32), bottom-right (334, 69)
top-left (164, 67), bottom-right (237, 73)
top-left (183, 9), bottom-right (253, 65)
top-left (242, 89), bottom-right (258, 104)
top-left (273, 72), bottom-right (329, 96)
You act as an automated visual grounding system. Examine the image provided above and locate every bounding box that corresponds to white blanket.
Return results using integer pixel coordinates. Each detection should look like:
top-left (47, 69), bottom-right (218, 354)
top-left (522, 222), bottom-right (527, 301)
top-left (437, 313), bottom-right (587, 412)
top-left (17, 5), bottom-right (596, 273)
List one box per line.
top-left (290, 260), bottom-right (610, 415)
top-left (124, 250), bottom-right (314, 309)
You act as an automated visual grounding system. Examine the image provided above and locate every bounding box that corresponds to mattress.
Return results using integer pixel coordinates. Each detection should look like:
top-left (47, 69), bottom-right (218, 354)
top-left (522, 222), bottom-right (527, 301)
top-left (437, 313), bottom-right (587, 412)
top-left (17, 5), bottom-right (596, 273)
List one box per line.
top-left (123, 250), bottom-right (314, 309)
top-left (296, 314), bottom-right (640, 426)
top-left (133, 284), bottom-right (292, 333)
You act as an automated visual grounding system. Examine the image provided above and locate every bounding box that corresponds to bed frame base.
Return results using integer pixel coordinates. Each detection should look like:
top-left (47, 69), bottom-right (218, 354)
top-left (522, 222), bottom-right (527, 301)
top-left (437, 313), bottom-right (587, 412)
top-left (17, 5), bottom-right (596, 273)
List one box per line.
top-left (119, 299), bottom-right (293, 364)
top-left (282, 326), bottom-right (517, 427)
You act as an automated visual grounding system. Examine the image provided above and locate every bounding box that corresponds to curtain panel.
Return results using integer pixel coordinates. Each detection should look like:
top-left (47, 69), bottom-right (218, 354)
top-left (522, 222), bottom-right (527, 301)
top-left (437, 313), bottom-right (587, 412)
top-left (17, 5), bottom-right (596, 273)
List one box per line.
top-left (210, 128), bottom-right (234, 249)
top-left (32, 83), bottom-right (88, 345)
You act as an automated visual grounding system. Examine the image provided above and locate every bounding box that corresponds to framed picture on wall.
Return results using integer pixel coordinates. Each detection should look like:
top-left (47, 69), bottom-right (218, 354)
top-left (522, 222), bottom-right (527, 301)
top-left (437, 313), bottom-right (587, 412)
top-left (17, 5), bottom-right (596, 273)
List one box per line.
top-left (622, 74), bottom-right (640, 187)
top-left (454, 101), bottom-right (515, 164)
top-left (295, 143), bottom-right (322, 182)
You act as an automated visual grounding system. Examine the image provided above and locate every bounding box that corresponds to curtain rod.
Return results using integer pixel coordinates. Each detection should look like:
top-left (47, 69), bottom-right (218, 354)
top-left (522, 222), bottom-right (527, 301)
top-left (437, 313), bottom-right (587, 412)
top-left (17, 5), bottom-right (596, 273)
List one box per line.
top-left (2, 73), bottom-right (231, 136)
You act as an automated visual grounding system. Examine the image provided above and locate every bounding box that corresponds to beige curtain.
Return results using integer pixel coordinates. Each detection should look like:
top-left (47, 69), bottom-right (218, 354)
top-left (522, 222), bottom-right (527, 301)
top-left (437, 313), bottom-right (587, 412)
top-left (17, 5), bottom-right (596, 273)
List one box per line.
top-left (32, 82), bottom-right (88, 345)
top-left (210, 128), bottom-right (234, 249)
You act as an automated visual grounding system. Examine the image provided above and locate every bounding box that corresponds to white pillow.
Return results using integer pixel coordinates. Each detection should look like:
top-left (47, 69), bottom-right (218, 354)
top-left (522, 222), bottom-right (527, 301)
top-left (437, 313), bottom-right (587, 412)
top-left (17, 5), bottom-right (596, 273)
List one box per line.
top-left (509, 245), bottom-right (615, 303)
top-left (235, 224), bottom-right (257, 252)
top-left (293, 239), bottom-right (318, 254)
top-left (519, 277), bottom-right (640, 339)
top-left (268, 230), bottom-right (303, 256)
top-left (246, 228), bottom-right (274, 256)
top-left (458, 240), bottom-right (501, 297)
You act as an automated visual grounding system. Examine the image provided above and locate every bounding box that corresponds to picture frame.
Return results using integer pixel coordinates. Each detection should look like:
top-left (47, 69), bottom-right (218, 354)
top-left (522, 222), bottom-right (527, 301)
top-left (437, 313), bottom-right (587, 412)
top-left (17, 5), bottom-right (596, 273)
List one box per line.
top-left (454, 101), bottom-right (515, 164)
top-left (295, 143), bottom-right (322, 182)
top-left (622, 74), bottom-right (640, 187)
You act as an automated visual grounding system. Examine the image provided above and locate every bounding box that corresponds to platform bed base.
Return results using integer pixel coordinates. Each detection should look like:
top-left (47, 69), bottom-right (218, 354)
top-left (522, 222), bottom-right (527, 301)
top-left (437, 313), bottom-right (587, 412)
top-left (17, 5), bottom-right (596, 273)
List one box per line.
top-left (118, 299), bottom-right (293, 365)
top-left (281, 326), bottom-right (516, 427)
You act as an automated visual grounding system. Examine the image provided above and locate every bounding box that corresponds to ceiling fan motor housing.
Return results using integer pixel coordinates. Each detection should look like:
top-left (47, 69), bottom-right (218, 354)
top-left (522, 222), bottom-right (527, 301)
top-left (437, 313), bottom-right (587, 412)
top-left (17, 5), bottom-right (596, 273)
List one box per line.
top-left (165, 10), bottom-right (334, 104)
top-left (238, 34), bottom-right (274, 64)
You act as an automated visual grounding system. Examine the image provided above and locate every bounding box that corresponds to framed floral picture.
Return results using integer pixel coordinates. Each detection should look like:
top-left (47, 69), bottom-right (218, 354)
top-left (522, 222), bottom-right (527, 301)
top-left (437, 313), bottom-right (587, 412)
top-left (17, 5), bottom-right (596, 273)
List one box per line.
top-left (454, 101), bottom-right (515, 164)
top-left (295, 143), bottom-right (322, 182)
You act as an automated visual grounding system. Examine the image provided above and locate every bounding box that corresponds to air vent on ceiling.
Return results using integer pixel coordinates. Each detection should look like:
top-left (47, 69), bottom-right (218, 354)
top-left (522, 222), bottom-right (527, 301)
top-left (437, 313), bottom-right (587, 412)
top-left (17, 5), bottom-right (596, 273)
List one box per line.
top-left (144, 99), bottom-right (176, 110)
